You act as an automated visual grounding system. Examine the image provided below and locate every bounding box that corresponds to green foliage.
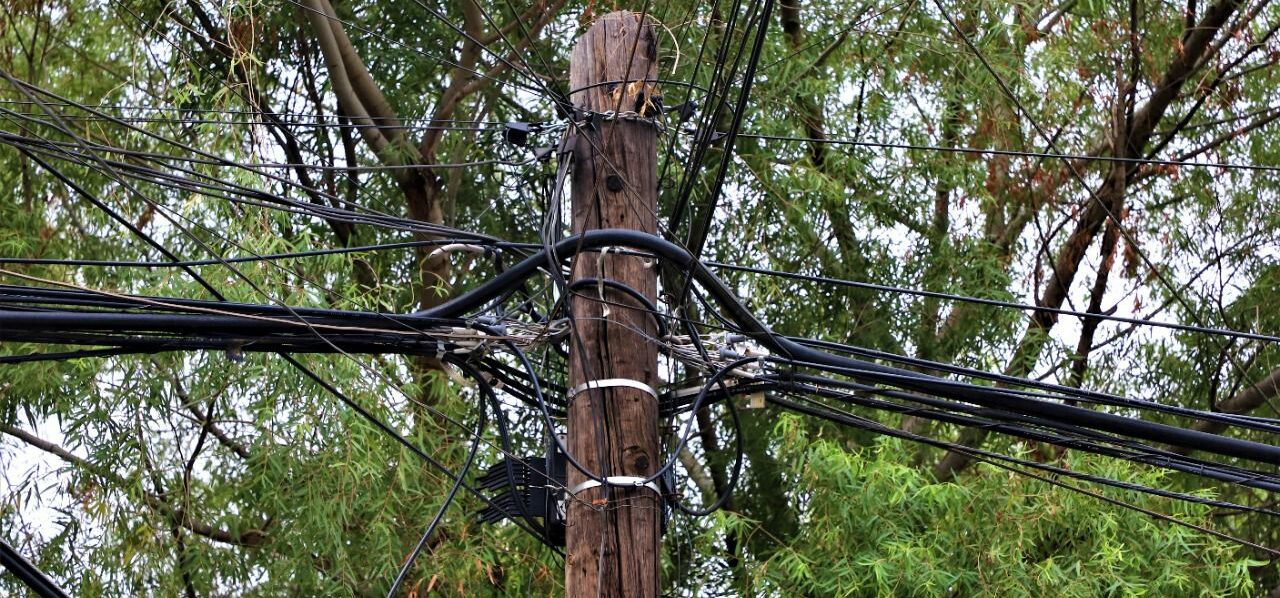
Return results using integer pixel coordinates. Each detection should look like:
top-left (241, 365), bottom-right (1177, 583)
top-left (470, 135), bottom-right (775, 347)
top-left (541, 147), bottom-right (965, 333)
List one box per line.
top-left (741, 418), bottom-right (1256, 597)
top-left (3, 0), bottom-right (1280, 595)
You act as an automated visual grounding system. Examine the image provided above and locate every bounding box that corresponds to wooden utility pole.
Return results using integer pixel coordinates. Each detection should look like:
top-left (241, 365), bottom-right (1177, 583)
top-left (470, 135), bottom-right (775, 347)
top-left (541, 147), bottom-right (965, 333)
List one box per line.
top-left (566, 11), bottom-right (661, 598)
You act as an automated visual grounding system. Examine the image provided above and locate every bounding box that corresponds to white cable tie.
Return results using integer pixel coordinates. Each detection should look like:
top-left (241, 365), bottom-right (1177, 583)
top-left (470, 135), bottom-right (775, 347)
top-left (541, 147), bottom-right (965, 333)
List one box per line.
top-left (567, 476), bottom-right (661, 497)
top-left (427, 243), bottom-right (489, 261)
top-left (566, 378), bottom-right (658, 401)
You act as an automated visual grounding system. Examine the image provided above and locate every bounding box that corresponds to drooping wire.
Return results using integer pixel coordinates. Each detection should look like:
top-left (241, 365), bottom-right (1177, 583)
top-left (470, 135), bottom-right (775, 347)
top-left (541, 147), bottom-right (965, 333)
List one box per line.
top-left (735, 132), bottom-right (1280, 174)
top-left (766, 393), bottom-right (1280, 557)
top-left (1, 72), bottom-right (569, 549)
top-left (386, 363), bottom-right (489, 597)
top-left (703, 258), bottom-right (1280, 346)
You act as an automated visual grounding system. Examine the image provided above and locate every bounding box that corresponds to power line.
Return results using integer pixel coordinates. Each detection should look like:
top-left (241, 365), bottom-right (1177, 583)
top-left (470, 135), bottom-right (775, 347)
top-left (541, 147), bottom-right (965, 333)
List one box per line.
top-left (5, 3), bottom-right (1280, 582)
top-left (738, 131), bottom-right (1280, 174)
top-left (931, 0), bottom-right (1278, 431)
top-left (767, 393), bottom-right (1280, 557)
top-left (0, 99), bottom-right (514, 123)
top-left (0, 538), bottom-right (70, 598)
top-left (2, 67), bottom-right (572, 554)
top-left (703, 259), bottom-right (1280, 345)
top-left (386, 363), bottom-right (487, 597)
top-left (0, 239), bottom-right (525, 268)
top-left (0, 109), bottom-right (508, 131)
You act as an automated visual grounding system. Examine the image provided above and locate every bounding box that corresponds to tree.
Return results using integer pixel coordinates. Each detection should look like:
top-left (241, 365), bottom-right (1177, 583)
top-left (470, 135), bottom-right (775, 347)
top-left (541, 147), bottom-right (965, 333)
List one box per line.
top-left (2, 0), bottom-right (1279, 595)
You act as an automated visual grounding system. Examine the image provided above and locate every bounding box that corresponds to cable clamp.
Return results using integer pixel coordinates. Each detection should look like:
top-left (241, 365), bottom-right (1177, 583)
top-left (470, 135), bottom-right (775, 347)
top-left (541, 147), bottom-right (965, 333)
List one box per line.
top-left (567, 476), bottom-right (661, 497)
top-left (566, 378), bottom-right (658, 401)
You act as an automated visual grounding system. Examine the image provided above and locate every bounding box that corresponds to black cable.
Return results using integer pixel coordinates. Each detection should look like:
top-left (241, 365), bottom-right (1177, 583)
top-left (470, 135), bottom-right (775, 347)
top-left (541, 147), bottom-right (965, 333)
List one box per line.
top-left (7, 224), bottom-right (1278, 528)
top-left (415, 229), bottom-right (1280, 466)
top-left (475, 356), bottom-right (567, 415)
top-left (563, 278), bottom-right (670, 339)
top-left (627, 356), bottom-right (760, 488)
top-left (772, 371), bottom-right (1280, 493)
top-left (1, 110), bottom-right (505, 131)
top-left (766, 394), bottom-right (1280, 557)
top-left (780, 353), bottom-right (1280, 465)
top-left (8, 227), bottom-right (1278, 465)
top-left (0, 239), bottom-right (526, 269)
top-left (0, 308), bottom-right (459, 336)
top-left (536, 126), bottom-right (618, 490)
top-left (386, 365), bottom-right (488, 597)
top-left (0, 538), bottom-right (70, 598)
top-left (930, 0), bottom-right (1269, 426)
top-left (471, 320), bottom-right (609, 486)
top-left (0, 125), bottom-right (499, 240)
top-left (0, 99), bottom-right (511, 122)
top-left (672, 395), bottom-right (744, 517)
top-left (468, 358), bottom-right (553, 544)
top-left (3, 75), bottom-right (577, 575)
top-left (3, 74), bottom-right (560, 550)
top-left (703, 259), bottom-right (1280, 346)
top-left (677, 0), bottom-right (775, 301)
top-left (400, 0), bottom-right (562, 106)
top-left (0, 76), bottom-right (360, 222)
top-left (0, 80), bottom-right (495, 239)
top-left (285, 352), bottom-right (558, 550)
top-left (653, 0), bottom-right (724, 201)
top-left (665, 0), bottom-right (753, 233)
top-left (767, 390), bottom-right (1280, 515)
top-left (787, 337), bottom-right (1280, 434)
top-left (6, 111), bottom-right (563, 449)
top-left (735, 132), bottom-right (1280, 174)
top-left (0, 347), bottom-right (135, 364)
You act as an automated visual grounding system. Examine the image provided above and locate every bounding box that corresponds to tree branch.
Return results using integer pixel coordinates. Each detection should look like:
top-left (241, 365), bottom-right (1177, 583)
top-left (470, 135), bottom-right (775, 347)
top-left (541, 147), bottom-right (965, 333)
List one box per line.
top-left (677, 447), bottom-right (718, 501)
top-left (933, 0), bottom-right (1244, 480)
top-left (1180, 367), bottom-right (1280, 445)
top-left (301, 0), bottom-right (397, 168)
top-left (1, 424), bottom-right (268, 547)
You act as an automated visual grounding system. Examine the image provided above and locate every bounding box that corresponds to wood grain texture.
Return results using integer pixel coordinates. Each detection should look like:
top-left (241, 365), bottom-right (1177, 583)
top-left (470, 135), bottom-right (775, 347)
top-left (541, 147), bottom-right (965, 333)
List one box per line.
top-left (566, 10), bottom-right (661, 598)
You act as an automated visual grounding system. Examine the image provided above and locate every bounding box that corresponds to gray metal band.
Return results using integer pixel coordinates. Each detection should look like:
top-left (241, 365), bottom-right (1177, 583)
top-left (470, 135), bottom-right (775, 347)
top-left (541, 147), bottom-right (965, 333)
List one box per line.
top-left (566, 378), bottom-right (658, 401)
top-left (568, 476), bottom-right (661, 497)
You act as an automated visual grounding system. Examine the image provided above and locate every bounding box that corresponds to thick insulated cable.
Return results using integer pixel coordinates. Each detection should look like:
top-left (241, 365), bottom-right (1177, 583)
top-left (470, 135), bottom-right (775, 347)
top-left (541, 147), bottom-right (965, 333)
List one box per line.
top-left (417, 229), bottom-right (1280, 466)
